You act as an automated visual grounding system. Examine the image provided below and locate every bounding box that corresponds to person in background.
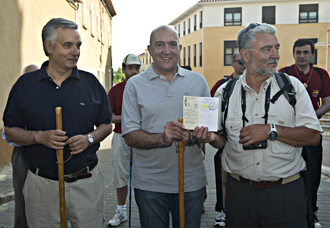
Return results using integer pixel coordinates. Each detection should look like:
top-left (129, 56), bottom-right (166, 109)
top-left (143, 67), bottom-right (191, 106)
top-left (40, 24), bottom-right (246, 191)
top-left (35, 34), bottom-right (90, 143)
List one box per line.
top-left (107, 54), bottom-right (141, 227)
top-left (1, 64), bottom-right (39, 228)
top-left (210, 52), bottom-right (245, 97)
top-left (211, 52), bottom-right (245, 227)
top-left (279, 39), bottom-right (330, 228)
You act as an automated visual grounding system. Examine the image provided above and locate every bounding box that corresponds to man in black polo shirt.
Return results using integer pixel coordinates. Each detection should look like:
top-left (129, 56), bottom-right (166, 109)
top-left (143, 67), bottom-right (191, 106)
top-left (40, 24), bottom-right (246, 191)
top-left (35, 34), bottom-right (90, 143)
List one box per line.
top-left (3, 18), bottom-right (112, 228)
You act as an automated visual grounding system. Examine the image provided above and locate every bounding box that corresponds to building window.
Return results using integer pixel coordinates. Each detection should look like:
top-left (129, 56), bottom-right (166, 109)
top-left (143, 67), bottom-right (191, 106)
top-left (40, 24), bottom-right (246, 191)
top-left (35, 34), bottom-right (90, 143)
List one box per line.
top-left (199, 42), bottom-right (202, 67)
top-left (224, 41), bottom-right (238, 66)
top-left (193, 44), bottom-right (196, 67)
top-left (90, 3), bottom-right (95, 36)
top-left (224, 8), bottom-right (242, 26)
top-left (194, 15), bottom-right (197, 31)
top-left (299, 4), bottom-right (318, 23)
top-left (82, 0), bottom-right (87, 29)
top-left (188, 46), bottom-right (191, 66)
top-left (97, 13), bottom-right (101, 41)
top-left (200, 11), bottom-right (203, 28)
top-left (183, 21), bottom-right (186, 36)
top-left (178, 24), bottom-right (181, 37)
top-left (307, 38), bottom-right (318, 64)
top-left (262, 6), bottom-right (275, 24)
top-left (188, 19), bottom-right (191, 34)
top-left (149, 53), bottom-right (151, 64)
top-left (183, 47), bottom-right (186, 66)
top-left (146, 53), bottom-right (148, 65)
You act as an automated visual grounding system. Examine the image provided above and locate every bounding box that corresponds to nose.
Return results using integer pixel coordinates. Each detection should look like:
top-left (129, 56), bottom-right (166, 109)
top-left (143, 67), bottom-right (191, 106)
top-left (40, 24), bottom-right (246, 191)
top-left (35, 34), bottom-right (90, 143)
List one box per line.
top-left (163, 44), bottom-right (171, 54)
top-left (72, 46), bottom-right (80, 55)
top-left (270, 47), bottom-right (279, 59)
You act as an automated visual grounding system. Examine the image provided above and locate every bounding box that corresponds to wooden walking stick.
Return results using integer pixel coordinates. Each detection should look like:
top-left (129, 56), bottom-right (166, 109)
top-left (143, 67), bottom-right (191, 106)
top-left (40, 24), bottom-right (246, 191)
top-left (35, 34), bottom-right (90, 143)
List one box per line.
top-left (56, 107), bottom-right (66, 228)
top-left (178, 117), bottom-right (185, 228)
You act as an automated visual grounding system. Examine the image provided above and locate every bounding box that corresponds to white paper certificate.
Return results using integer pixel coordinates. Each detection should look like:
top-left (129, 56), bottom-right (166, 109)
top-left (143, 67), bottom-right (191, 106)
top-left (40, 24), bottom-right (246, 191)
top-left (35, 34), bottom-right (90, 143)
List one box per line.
top-left (183, 96), bottom-right (219, 132)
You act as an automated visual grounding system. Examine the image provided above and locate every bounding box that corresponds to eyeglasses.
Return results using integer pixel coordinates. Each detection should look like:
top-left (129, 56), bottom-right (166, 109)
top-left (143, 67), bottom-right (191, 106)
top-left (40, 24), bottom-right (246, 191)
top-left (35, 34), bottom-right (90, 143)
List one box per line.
top-left (233, 60), bottom-right (244, 65)
top-left (238, 23), bottom-right (260, 50)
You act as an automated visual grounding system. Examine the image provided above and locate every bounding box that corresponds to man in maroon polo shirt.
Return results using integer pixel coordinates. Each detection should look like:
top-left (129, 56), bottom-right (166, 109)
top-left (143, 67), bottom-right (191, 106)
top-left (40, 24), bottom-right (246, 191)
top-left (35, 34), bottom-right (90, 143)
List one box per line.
top-left (107, 54), bottom-right (141, 227)
top-left (210, 52), bottom-right (245, 97)
top-left (279, 39), bottom-right (330, 228)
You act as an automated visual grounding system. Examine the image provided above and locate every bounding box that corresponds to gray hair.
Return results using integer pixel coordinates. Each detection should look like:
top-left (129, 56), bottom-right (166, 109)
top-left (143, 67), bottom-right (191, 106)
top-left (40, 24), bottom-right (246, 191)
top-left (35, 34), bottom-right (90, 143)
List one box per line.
top-left (237, 23), bottom-right (277, 51)
top-left (232, 52), bottom-right (240, 62)
top-left (42, 18), bottom-right (78, 56)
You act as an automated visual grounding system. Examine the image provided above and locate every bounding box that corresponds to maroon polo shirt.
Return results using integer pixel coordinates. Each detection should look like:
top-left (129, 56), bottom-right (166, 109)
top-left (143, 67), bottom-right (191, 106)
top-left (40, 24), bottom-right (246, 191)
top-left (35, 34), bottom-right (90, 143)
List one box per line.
top-left (108, 80), bottom-right (126, 133)
top-left (278, 63), bottom-right (330, 111)
top-left (210, 73), bottom-right (234, 97)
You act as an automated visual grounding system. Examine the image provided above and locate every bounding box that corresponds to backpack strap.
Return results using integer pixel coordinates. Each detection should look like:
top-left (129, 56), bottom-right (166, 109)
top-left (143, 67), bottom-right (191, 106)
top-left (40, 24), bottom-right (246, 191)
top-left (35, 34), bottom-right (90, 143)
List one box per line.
top-left (314, 67), bottom-right (323, 82)
top-left (270, 72), bottom-right (296, 112)
top-left (284, 66), bottom-right (291, 74)
top-left (221, 76), bottom-right (240, 138)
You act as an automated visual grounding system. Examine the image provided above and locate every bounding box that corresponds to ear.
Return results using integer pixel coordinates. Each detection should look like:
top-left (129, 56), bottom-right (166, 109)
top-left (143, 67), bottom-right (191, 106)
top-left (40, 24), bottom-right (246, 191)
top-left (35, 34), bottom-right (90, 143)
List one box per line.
top-left (147, 45), bottom-right (151, 55)
top-left (45, 40), bottom-right (53, 55)
top-left (240, 49), bottom-right (250, 64)
top-left (179, 44), bottom-right (182, 52)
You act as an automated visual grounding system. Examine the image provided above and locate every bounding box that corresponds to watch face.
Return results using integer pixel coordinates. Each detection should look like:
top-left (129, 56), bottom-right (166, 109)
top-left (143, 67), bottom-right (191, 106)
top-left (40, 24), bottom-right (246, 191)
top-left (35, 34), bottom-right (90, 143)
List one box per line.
top-left (269, 131), bottom-right (278, 140)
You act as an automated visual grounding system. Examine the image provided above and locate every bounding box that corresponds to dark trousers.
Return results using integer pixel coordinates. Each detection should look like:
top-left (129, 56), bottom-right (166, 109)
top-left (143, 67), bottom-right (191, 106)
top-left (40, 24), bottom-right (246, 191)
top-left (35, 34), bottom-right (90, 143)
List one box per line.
top-left (214, 149), bottom-right (223, 212)
top-left (226, 174), bottom-right (308, 228)
top-left (12, 146), bottom-right (29, 228)
top-left (307, 135), bottom-right (323, 213)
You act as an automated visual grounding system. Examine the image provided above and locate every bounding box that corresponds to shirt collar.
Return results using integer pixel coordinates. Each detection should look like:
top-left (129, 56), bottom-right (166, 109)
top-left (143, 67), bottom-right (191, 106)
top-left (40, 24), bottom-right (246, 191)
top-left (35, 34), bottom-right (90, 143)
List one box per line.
top-left (38, 60), bottom-right (80, 81)
top-left (241, 70), bottom-right (273, 93)
top-left (145, 63), bottom-right (185, 81)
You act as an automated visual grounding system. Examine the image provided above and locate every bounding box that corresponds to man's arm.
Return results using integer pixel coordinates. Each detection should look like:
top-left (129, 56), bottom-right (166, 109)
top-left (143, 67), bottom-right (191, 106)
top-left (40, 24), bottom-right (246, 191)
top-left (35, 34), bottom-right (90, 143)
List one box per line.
top-left (124, 121), bottom-right (190, 149)
top-left (5, 126), bottom-right (67, 150)
top-left (66, 123), bottom-right (112, 155)
top-left (112, 114), bottom-right (121, 124)
top-left (316, 96), bottom-right (330, 119)
top-left (239, 124), bottom-right (320, 147)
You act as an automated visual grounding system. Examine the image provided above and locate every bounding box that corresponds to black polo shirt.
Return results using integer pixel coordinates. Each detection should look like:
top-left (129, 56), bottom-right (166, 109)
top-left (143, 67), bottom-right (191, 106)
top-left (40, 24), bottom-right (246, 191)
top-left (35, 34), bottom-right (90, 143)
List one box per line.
top-left (3, 61), bottom-right (112, 175)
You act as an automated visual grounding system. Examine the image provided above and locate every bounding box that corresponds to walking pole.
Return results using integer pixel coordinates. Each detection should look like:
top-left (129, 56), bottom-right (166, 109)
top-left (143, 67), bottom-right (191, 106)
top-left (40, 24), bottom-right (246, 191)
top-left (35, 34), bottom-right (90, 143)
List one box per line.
top-left (129, 147), bottom-right (133, 228)
top-left (178, 118), bottom-right (185, 228)
top-left (56, 107), bottom-right (66, 228)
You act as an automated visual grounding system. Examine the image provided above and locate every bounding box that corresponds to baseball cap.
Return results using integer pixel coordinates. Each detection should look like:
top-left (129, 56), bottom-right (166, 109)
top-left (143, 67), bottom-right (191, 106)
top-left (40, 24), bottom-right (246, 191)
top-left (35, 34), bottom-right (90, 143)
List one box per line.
top-left (122, 54), bottom-right (141, 65)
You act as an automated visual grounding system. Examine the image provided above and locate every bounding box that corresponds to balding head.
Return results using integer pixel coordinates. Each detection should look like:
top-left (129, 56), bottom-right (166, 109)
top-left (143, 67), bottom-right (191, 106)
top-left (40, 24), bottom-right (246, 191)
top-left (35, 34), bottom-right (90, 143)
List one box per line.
top-left (23, 64), bottom-right (39, 74)
top-left (149, 25), bottom-right (179, 46)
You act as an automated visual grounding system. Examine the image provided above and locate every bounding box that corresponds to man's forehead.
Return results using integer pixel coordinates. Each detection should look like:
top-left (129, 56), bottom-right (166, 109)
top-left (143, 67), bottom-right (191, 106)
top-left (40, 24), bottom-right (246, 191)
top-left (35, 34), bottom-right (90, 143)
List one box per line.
top-left (295, 45), bottom-right (311, 52)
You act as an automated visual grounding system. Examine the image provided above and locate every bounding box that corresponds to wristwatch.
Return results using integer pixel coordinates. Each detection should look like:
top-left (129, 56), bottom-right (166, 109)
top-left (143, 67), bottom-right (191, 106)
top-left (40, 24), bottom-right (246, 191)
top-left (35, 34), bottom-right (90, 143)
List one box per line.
top-left (268, 124), bottom-right (278, 141)
top-left (189, 131), bottom-right (197, 145)
top-left (87, 133), bottom-right (94, 147)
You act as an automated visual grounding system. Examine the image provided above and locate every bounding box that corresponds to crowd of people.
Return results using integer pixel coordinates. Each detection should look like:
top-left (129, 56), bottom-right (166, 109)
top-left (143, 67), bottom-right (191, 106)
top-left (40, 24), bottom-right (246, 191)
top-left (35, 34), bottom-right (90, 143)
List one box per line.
top-left (2, 17), bottom-right (328, 228)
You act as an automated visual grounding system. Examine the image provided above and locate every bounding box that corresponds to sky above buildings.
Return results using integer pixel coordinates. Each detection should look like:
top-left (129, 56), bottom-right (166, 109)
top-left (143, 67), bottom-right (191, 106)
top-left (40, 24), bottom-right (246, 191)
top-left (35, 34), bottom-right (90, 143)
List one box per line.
top-left (111, 0), bottom-right (199, 70)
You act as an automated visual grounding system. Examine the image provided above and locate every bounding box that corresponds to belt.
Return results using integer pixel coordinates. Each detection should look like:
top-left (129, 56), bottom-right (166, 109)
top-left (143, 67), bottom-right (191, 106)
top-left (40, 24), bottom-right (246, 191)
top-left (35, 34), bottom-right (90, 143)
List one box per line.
top-left (28, 158), bottom-right (97, 183)
top-left (229, 173), bottom-right (300, 189)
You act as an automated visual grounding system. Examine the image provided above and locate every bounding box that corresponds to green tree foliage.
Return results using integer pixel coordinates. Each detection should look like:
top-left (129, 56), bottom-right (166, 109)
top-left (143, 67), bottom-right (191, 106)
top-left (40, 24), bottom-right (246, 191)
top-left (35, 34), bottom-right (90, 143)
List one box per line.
top-left (113, 67), bottom-right (125, 84)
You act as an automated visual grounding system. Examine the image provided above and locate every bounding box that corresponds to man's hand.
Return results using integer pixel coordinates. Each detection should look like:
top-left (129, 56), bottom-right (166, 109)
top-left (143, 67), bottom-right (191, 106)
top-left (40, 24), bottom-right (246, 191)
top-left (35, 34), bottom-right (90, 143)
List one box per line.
top-left (36, 130), bottom-right (68, 150)
top-left (239, 124), bottom-right (269, 147)
top-left (193, 126), bottom-right (216, 143)
top-left (163, 121), bottom-right (190, 145)
top-left (66, 135), bottom-right (89, 155)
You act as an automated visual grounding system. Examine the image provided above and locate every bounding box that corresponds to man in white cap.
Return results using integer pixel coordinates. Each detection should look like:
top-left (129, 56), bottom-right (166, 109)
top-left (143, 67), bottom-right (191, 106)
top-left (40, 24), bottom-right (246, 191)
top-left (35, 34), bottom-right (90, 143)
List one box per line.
top-left (107, 54), bottom-right (141, 227)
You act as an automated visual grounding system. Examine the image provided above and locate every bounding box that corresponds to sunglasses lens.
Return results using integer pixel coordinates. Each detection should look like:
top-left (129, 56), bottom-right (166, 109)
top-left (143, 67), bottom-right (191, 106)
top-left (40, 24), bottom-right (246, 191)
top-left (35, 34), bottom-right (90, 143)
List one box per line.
top-left (238, 61), bottom-right (243, 65)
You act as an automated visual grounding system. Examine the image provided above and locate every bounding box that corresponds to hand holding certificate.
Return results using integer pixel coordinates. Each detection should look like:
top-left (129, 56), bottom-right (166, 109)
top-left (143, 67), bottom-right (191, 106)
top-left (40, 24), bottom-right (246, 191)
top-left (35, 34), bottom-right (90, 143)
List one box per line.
top-left (183, 96), bottom-right (219, 132)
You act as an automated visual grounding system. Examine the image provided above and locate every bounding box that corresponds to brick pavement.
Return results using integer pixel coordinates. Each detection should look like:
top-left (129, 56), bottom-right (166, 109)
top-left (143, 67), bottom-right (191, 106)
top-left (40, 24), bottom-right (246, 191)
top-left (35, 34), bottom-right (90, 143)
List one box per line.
top-left (1, 136), bottom-right (330, 227)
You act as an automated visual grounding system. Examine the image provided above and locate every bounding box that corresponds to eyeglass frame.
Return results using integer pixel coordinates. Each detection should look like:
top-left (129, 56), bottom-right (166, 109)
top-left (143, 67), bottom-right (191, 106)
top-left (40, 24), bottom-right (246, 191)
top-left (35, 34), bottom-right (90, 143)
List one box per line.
top-left (233, 60), bottom-right (244, 65)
